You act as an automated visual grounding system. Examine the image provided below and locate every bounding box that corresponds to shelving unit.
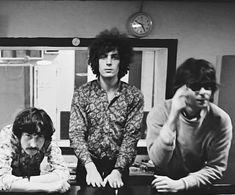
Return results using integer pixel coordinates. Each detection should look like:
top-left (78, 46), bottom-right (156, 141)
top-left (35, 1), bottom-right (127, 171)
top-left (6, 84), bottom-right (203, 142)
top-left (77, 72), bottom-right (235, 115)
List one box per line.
top-left (0, 50), bottom-right (43, 60)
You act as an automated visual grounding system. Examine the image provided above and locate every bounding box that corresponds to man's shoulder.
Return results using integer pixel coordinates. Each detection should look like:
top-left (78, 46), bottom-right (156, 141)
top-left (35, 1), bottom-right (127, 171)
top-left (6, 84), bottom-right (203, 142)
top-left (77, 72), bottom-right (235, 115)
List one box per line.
top-left (43, 140), bottom-right (61, 154)
top-left (209, 103), bottom-right (232, 123)
top-left (0, 124), bottom-right (17, 145)
top-left (121, 81), bottom-right (143, 98)
top-left (149, 99), bottom-right (172, 115)
top-left (75, 80), bottom-right (97, 91)
top-left (0, 124), bottom-right (13, 137)
top-left (73, 80), bottom-right (98, 98)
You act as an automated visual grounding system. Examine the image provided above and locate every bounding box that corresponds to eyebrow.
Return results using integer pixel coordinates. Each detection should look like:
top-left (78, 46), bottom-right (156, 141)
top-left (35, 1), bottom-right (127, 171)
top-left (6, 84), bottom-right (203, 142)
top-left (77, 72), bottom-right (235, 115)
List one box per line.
top-left (111, 53), bottom-right (119, 57)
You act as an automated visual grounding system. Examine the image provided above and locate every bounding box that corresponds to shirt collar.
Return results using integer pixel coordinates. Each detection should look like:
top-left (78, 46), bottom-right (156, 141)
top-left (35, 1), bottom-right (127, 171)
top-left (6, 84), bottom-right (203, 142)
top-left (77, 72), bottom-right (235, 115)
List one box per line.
top-left (95, 79), bottom-right (123, 96)
top-left (181, 105), bottom-right (209, 122)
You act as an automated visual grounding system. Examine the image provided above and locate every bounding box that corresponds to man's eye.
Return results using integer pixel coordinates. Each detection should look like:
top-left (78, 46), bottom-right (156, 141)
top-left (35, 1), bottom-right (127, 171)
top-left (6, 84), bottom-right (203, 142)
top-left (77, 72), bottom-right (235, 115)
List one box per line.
top-left (204, 85), bottom-right (212, 90)
top-left (112, 55), bottom-right (120, 60)
top-left (24, 133), bottom-right (31, 138)
top-left (38, 135), bottom-right (44, 139)
top-left (99, 54), bottom-right (106, 59)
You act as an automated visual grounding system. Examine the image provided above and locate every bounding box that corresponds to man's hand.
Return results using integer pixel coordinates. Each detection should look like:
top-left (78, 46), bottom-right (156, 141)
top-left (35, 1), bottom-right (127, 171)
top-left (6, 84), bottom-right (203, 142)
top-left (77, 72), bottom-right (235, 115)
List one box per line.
top-left (160, 85), bottom-right (193, 144)
top-left (151, 175), bottom-right (185, 193)
top-left (45, 180), bottom-right (70, 193)
top-left (85, 162), bottom-right (104, 187)
top-left (171, 85), bottom-right (193, 116)
top-left (103, 169), bottom-right (124, 188)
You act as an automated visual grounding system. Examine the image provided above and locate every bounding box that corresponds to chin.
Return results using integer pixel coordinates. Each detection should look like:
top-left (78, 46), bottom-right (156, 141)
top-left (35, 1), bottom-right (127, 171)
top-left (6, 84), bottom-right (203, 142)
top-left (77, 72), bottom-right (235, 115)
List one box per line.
top-left (102, 73), bottom-right (115, 77)
top-left (198, 102), bottom-right (209, 109)
top-left (26, 151), bottom-right (37, 156)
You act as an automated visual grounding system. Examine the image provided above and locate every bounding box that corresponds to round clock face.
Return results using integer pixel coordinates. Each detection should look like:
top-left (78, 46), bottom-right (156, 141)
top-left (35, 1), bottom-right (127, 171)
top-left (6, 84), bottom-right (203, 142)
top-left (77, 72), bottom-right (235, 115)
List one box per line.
top-left (127, 12), bottom-right (153, 37)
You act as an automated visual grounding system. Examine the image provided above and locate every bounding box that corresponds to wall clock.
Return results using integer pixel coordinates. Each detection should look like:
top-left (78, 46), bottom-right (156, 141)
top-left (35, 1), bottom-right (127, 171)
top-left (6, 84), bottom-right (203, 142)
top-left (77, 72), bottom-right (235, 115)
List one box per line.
top-left (127, 12), bottom-right (153, 38)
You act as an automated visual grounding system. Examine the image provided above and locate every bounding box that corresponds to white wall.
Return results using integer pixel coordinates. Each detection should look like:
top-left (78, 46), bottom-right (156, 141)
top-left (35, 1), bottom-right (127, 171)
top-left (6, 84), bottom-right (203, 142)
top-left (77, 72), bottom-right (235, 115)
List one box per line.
top-left (0, 1), bottom-right (235, 66)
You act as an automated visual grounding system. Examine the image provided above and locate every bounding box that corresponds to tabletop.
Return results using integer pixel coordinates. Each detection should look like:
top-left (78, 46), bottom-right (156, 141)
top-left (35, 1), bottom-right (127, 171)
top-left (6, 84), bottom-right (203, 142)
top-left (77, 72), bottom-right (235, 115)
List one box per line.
top-left (1, 184), bottom-right (235, 195)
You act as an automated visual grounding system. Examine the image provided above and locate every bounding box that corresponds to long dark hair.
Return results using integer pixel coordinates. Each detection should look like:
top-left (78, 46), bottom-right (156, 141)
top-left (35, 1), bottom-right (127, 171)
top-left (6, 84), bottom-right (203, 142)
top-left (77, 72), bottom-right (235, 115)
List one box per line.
top-left (12, 107), bottom-right (55, 141)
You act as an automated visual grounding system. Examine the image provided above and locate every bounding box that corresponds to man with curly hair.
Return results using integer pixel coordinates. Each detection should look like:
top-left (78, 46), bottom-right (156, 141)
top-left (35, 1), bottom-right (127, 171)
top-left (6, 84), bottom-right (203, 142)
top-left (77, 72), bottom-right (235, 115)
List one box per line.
top-left (69, 28), bottom-right (144, 189)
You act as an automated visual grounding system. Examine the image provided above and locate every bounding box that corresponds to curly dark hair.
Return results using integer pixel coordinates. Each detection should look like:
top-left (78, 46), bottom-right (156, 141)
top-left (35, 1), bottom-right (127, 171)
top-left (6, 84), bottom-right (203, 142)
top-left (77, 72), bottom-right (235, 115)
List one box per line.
top-left (88, 28), bottom-right (133, 79)
top-left (173, 58), bottom-right (218, 100)
top-left (12, 107), bottom-right (55, 141)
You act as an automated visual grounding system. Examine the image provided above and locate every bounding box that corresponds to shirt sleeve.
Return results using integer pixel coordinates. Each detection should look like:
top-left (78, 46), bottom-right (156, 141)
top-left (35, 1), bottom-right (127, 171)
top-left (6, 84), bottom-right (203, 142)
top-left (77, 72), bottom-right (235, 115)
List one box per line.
top-left (182, 115), bottom-right (233, 189)
top-left (115, 90), bottom-right (144, 169)
top-left (45, 141), bottom-right (70, 181)
top-left (0, 125), bottom-right (21, 191)
top-left (69, 89), bottom-right (92, 165)
top-left (146, 102), bottom-right (176, 169)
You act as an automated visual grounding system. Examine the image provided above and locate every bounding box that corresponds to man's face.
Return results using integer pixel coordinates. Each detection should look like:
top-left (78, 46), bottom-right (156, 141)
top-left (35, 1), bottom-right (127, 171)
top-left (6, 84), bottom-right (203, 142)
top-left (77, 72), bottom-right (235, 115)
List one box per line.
top-left (186, 82), bottom-right (213, 109)
top-left (98, 50), bottom-right (120, 79)
top-left (20, 132), bottom-right (45, 156)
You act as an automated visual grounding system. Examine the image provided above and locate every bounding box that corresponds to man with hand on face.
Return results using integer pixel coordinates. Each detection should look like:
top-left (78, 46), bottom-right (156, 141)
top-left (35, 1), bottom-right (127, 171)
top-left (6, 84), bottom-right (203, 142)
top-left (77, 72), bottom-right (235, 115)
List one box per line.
top-left (147, 58), bottom-right (233, 192)
top-left (0, 107), bottom-right (70, 193)
top-left (69, 28), bottom-right (144, 189)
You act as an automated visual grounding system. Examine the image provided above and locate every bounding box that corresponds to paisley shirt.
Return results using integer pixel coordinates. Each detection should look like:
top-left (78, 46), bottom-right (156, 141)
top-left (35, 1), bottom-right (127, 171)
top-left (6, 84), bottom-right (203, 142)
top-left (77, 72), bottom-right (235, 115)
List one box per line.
top-left (0, 125), bottom-right (70, 191)
top-left (69, 80), bottom-right (144, 169)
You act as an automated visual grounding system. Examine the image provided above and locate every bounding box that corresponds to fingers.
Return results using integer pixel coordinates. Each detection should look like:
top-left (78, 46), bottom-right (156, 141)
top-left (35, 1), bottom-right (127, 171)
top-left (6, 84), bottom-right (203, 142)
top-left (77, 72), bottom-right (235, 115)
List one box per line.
top-left (102, 177), bottom-right (108, 187)
top-left (54, 180), bottom-right (70, 193)
top-left (104, 175), bottom-right (124, 188)
top-left (91, 180), bottom-right (103, 188)
top-left (176, 85), bottom-right (192, 97)
top-left (60, 181), bottom-right (71, 193)
top-left (86, 177), bottom-right (103, 188)
top-left (151, 175), bottom-right (178, 193)
top-left (109, 180), bottom-right (124, 188)
top-left (152, 175), bottom-right (167, 188)
top-left (151, 175), bottom-right (165, 184)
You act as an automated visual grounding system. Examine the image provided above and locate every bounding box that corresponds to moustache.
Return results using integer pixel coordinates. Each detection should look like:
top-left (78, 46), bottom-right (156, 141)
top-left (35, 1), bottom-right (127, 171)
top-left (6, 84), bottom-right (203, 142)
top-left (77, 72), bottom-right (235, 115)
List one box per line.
top-left (26, 147), bottom-right (39, 151)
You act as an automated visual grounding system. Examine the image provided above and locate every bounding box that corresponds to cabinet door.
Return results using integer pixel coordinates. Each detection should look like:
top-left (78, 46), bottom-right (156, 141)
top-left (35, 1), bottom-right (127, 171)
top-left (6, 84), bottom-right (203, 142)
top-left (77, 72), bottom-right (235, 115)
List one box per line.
top-left (34, 65), bottom-right (57, 134)
top-left (0, 65), bottom-right (31, 129)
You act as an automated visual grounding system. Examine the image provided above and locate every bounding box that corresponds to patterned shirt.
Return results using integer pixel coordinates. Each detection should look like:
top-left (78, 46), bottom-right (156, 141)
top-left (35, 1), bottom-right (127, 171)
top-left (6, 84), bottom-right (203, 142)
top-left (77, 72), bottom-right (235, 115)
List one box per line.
top-left (69, 80), bottom-right (144, 169)
top-left (0, 125), bottom-right (70, 191)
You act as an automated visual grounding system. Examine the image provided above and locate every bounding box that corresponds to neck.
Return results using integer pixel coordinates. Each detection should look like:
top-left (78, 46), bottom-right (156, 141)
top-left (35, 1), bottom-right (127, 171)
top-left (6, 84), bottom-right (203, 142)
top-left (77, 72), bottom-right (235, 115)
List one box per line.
top-left (99, 76), bottom-right (119, 92)
top-left (183, 107), bottom-right (201, 119)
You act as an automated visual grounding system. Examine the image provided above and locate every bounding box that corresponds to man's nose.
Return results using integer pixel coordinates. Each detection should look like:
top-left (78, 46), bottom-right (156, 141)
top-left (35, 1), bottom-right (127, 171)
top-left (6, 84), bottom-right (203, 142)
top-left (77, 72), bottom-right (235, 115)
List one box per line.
top-left (106, 56), bottom-right (112, 66)
top-left (197, 87), bottom-right (207, 95)
top-left (29, 138), bottom-right (37, 148)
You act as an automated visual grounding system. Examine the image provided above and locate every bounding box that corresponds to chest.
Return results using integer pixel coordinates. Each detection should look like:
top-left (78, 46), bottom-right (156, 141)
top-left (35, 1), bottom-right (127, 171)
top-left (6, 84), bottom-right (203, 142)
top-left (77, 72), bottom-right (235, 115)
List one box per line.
top-left (176, 120), bottom-right (208, 153)
top-left (86, 92), bottom-right (130, 122)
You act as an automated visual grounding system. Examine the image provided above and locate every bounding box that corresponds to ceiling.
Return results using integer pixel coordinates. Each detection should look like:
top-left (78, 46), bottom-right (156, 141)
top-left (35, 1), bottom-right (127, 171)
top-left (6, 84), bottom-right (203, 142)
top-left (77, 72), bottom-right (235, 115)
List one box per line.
top-left (1, 0), bottom-right (235, 1)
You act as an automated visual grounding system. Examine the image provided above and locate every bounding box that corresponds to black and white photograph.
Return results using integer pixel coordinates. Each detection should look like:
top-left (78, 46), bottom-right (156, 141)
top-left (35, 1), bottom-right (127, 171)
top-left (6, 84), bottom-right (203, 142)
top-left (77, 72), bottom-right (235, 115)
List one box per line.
top-left (0, 0), bottom-right (234, 194)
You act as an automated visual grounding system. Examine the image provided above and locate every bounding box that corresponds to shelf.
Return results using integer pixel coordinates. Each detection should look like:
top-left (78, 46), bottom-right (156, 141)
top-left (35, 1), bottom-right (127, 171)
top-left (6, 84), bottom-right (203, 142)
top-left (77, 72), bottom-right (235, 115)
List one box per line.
top-left (0, 50), bottom-right (43, 60)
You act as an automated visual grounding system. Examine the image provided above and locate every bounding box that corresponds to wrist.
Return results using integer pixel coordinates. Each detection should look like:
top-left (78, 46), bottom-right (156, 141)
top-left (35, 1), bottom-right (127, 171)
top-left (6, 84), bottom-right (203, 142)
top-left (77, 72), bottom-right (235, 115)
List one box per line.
top-left (178, 178), bottom-right (188, 191)
top-left (160, 124), bottom-right (176, 146)
top-left (114, 167), bottom-right (124, 175)
top-left (167, 112), bottom-right (180, 128)
top-left (85, 162), bottom-right (96, 173)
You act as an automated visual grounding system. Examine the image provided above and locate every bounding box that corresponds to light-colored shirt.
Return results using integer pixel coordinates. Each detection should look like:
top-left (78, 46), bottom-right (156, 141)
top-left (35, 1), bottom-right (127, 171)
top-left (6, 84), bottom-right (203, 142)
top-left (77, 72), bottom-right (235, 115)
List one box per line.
top-left (147, 99), bottom-right (233, 189)
top-left (69, 80), bottom-right (144, 169)
top-left (0, 125), bottom-right (70, 191)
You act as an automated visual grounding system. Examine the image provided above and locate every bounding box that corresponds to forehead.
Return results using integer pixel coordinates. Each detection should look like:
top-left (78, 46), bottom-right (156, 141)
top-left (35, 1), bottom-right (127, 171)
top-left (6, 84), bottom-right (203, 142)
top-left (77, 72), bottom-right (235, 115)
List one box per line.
top-left (22, 132), bottom-right (43, 136)
top-left (103, 49), bottom-right (118, 55)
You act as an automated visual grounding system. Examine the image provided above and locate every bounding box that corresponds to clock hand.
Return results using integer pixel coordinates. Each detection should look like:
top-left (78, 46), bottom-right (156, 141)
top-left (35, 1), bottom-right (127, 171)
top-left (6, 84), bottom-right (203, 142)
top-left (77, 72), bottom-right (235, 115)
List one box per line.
top-left (134, 20), bottom-right (146, 31)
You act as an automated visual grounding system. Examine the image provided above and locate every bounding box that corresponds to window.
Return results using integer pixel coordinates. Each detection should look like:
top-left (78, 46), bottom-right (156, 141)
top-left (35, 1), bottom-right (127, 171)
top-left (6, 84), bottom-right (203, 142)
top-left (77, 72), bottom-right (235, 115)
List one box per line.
top-left (0, 38), bottom-right (177, 147)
